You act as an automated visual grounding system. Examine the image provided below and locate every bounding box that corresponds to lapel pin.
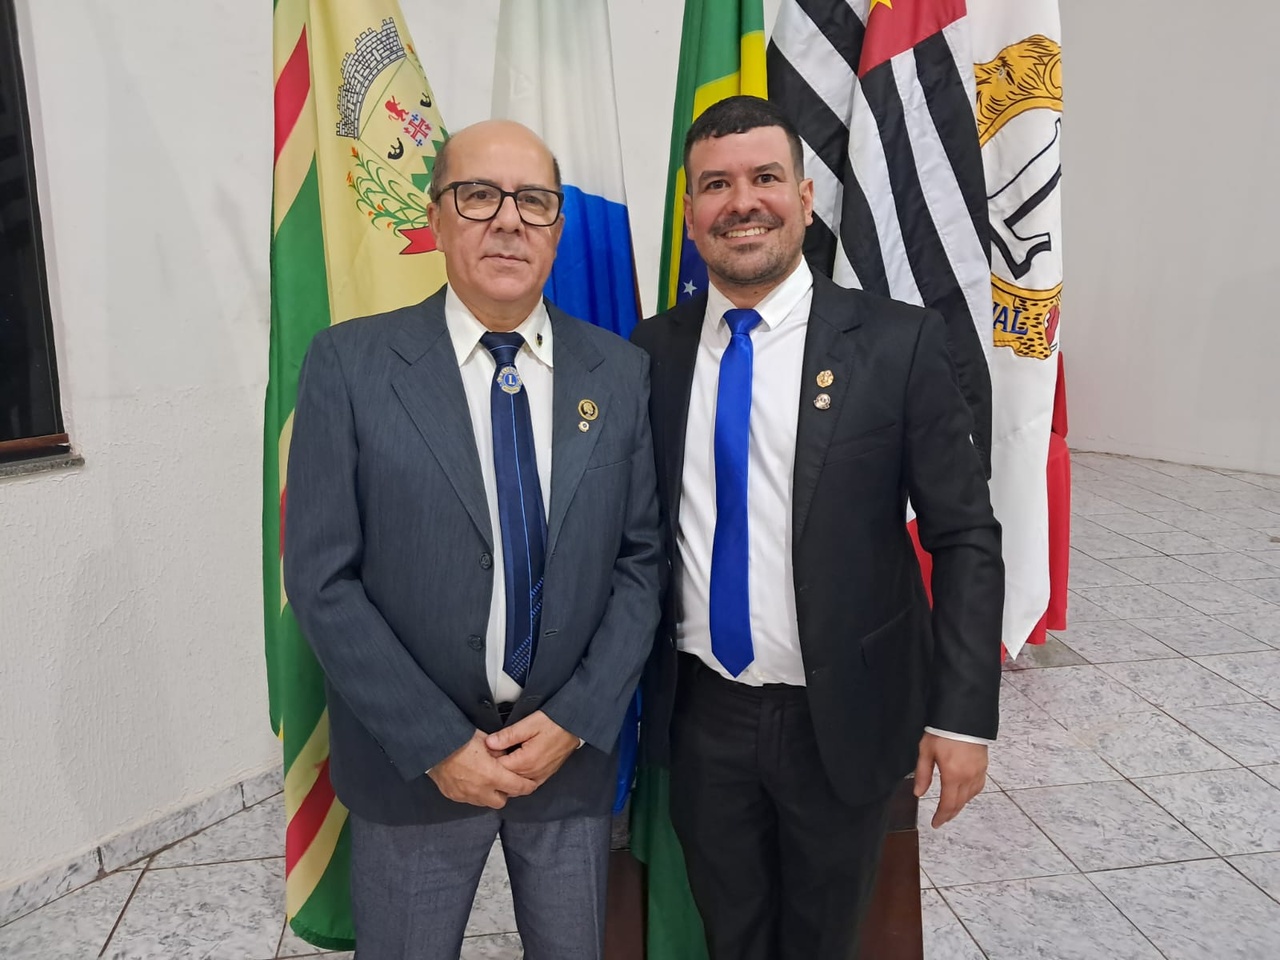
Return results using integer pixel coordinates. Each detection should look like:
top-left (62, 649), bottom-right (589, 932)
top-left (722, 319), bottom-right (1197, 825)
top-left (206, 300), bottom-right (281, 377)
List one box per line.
top-left (578, 399), bottom-right (599, 421)
top-left (536, 332), bottom-right (544, 347)
top-left (817, 369), bottom-right (834, 388)
top-left (578, 420), bottom-right (591, 432)
top-left (814, 393), bottom-right (832, 410)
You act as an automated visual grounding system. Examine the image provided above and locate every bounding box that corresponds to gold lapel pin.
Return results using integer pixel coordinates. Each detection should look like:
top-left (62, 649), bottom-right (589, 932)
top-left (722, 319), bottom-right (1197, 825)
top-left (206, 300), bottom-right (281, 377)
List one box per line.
top-left (814, 393), bottom-right (832, 410)
top-left (578, 399), bottom-right (599, 421)
top-left (578, 420), bottom-right (591, 432)
top-left (817, 369), bottom-right (834, 388)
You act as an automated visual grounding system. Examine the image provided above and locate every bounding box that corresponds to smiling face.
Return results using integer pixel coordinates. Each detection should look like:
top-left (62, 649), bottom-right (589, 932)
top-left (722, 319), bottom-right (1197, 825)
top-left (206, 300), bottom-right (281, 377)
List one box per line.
top-left (684, 125), bottom-right (814, 306)
top-left (426, 120), bottom-right (563, 330)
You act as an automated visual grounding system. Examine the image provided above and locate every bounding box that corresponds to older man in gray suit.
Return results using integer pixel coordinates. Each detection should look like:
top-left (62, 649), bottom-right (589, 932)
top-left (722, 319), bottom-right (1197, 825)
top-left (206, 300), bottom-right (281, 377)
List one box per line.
top-left (284, 119), bottom-right (662, 960)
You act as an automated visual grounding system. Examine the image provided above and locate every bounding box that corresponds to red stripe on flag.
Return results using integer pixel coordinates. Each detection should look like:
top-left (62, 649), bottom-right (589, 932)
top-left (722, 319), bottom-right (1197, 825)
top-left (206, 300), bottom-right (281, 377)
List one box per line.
top-left (859, 0), bottom-right (967, 77)
top-left (285, 756), bottom-right (336, 874)
top-left (274, 29), bottom-right (311, 163)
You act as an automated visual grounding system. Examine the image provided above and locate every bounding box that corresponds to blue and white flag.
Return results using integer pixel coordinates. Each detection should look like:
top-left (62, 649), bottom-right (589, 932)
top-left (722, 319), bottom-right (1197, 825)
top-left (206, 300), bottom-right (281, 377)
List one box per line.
top-left (493, 0), bottom-right (640, 338)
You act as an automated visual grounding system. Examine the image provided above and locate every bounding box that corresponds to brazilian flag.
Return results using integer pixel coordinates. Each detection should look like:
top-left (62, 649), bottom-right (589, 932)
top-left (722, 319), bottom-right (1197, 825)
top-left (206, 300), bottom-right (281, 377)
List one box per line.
top-left (634, 6), bottom-right (766, 957)
top-left (655, 0), bottom-right (767, 313)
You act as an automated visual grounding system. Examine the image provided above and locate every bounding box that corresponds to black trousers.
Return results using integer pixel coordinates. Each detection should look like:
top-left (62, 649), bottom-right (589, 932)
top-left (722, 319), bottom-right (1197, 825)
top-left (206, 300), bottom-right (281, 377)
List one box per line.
top-left (669, 655), bottom-right (893, 960)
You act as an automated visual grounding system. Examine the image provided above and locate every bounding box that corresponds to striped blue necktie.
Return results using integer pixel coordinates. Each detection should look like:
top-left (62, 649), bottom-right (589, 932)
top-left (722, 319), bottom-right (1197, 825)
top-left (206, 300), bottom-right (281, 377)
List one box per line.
top-left (709, 308), bottom-right (762, 677)
top-left (481, 332), bottom-right (546, 688)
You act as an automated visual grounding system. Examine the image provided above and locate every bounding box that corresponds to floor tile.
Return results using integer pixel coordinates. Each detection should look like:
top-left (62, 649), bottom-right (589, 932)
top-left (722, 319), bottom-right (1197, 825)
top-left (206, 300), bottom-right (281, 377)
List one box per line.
top-left (920, 889), bottom-right (984, 960)
top-left (1126, 617), bottom-right (1267, 656)
top-left (1070, 489), bottom-right (1127, 516)
top-left (1133, 768), bottom-right (1280, 856)
top-left (1099, 658), bottom-right (1255, 709)
top-left (1104, 556), bottom-right (1215, 584)
top-left (1161, 701), bottom-right (1280, 766)
top-left (1144, 509), bottom-right (1244, 536)
top-left (1088, 859), bottom-right (1280, 960)
top-left (1235, 578), bottom-right (1280, 603)
top-left (1126, 531), bottom-right (1229, 555)
top-left (466, 844), bottom-right (517, 937)
top-left (1053, 620), bottom-right (1179, 664)
top-left (1203, 527), bottom-right (1280, 552)
top-left (986, 719), bottom-right (1122, 790)
top-left (1216, 610), bottom-right (1280, 647)
top-left (1003, 635), bottom-right (1087, 669)
top-left (1155, 581), bottom-right (1276, 616)
top-left (1065, 710), bottom-right (1237, 778)
top-left (1194, 650), bottom-right (1280, 700)
top-left (100, 784), bottom-right (246, 872)
top-left (151, 798), bottom-right (283, 868)
top-left (942, 874), bottom-right (1161, 959)
top-left (1229, 851), bottom-right (1280, 901)
top-left (1074, 585), bottom-right (1199, 619)
top-left (0, 873), bottom-right (137, 960)
top-left (1005, 665), bottom-right (1155, 722)
top-left (460, 933), bottom-right (523, 959)
top-left (105, 859), bottom-right (282, 959)
top-left (918, 792), bottom-right (1074, 887)
top-left (1072, 531), bottom-right (1159, 561)
top-left (1007, 781), bottom-right (1213, 871)
top-left (242, 768), bottom-right (284, 808)
top-left (1064, 591), bottom-right (1120, 622)
top-left (998, 682), bottom-right (1057, 725)
top-left (1252, 764), bottom-right (1280, 789)
top-left (0, 847), bottom-right (102, 927)
top-left (1174, 551), bottom-right (1280, 581)
top-left (1089, 511), bottom-right (1179, 535)
top-left (1066, 551), bottom-right (1140, 588)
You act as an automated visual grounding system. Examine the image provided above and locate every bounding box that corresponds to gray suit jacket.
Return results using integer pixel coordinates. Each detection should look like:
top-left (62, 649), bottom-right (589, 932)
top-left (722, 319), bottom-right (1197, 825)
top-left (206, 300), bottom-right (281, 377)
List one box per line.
top-left (283, 287), bottom-right (663, 825)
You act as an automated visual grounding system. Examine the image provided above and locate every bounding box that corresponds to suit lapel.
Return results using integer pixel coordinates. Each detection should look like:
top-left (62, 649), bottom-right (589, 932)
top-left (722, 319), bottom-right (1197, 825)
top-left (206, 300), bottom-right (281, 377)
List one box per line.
top-left (793, 274), bottom-right (863, 543)
top-left (546, 306), bottom-right (607, 557)
top-left (389, 291), bottom-right (493, 548)
top-left (652, 297), bottom-right (704, 545)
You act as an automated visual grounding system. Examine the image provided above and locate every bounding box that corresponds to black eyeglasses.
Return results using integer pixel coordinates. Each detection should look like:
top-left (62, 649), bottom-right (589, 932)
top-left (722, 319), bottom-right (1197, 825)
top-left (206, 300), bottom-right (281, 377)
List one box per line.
top-left (436, 180), bottom-right (564, 227)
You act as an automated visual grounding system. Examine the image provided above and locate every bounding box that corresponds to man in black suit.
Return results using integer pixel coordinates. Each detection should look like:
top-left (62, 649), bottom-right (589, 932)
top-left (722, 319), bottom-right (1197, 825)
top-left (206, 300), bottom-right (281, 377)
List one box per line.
top-left (631, 96), bottom-right (1003, 960)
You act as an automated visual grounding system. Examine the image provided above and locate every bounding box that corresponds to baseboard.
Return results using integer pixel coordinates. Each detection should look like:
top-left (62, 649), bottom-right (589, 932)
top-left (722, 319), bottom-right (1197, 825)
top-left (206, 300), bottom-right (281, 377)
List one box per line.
top-left (0, 765), bottom-right (283, 928)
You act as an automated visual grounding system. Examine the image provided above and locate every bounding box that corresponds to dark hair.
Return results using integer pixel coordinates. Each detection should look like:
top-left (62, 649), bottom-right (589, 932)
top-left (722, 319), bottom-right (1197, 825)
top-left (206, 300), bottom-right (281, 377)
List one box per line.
top-left (682, 95), bottom-right (805, 180)
top-left (428, 134), bottom-right (563, 202)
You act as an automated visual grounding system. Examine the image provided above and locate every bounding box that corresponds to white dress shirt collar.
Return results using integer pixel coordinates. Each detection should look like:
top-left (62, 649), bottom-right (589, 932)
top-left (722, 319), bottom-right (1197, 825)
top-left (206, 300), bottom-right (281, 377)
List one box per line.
top-left (444, 286), bottom-right (554, 370)
top-left (704, 257), bottom-right (814, 334)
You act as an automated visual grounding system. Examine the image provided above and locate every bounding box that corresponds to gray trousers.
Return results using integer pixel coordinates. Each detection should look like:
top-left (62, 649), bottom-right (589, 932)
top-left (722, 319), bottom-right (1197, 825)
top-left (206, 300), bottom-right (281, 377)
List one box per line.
top-left (349, 811), bottom-right (610, 960)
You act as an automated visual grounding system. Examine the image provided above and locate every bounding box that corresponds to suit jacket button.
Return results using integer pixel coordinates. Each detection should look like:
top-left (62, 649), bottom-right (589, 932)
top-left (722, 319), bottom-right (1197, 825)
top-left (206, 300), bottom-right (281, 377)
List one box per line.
top-left (479, 552), bottom-right (493, 570)
top-left (467, 635), bottom-right (484, 651)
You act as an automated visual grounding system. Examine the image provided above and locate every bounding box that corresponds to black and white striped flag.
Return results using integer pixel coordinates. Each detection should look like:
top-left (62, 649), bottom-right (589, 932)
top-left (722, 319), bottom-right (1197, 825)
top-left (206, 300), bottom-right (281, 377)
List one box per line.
top-left (768, 0), bottom-right (993, 467)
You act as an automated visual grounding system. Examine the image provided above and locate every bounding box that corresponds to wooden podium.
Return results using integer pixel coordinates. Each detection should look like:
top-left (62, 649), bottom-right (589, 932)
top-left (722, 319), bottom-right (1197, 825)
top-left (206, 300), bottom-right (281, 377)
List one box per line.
top-left (603, 778), bottom-right (923, 960)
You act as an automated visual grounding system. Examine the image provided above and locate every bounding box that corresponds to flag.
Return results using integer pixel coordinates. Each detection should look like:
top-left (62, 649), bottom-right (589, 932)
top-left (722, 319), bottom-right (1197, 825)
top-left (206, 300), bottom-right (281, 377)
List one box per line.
top-left (969, 0), bottom-right (1065, 657)
top-left (658, 0), bottom-right (768, 312)
top-left (768, 0), bottom-right (993, 469)
top-left (492, 0), bottom-right (640, 338)
top-left (637, 5), bottom-right (768, 955)
top-left (266, 0), bottom-right (448, 948)
top-left (491, 0), bottom-right (643, 811)
top-left (768, 0), bottom-right (1066, 657)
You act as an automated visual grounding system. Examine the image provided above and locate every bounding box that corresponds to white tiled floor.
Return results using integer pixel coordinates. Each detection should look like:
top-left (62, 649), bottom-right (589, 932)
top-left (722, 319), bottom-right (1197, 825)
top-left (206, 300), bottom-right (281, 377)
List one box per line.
top-left (1, 453), bottom-right (1278, 958)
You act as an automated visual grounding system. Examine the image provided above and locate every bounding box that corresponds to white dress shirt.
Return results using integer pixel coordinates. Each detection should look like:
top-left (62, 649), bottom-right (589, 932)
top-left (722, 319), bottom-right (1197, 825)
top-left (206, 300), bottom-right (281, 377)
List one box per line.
top-left (445, 287), bottom-right (552, 704)
top-left (676, 261), bottom-right (987, 745)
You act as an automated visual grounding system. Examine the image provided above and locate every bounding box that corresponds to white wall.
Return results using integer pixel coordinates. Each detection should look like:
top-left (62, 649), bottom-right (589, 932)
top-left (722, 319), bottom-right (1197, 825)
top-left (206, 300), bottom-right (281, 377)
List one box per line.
top-left (0, 0), bottom-right (278, 886)
top-left (2, 0), bottom-right (1275, 889)
top-left (1060, 0), bottom-right (1280, 474)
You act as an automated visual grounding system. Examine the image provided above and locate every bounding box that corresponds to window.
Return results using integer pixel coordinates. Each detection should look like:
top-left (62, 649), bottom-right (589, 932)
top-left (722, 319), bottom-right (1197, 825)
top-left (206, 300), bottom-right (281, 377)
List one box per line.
top-left (0, 0), bottom-right (66, 463)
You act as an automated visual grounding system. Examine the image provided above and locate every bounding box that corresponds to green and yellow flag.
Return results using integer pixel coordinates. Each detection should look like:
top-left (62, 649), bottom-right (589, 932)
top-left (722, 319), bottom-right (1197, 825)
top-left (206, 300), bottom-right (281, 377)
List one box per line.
top-left (636, 6), bottom-right (765, 956)
top-left (266, 0), bottom-right (448, 948)
top-left (656, 0), bottom-right (766, 312)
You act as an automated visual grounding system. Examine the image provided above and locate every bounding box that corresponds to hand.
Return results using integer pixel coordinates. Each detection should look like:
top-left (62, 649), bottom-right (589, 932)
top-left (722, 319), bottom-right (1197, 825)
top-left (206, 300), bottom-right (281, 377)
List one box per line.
top-left (428, 731), bottom-right (538, 809)
top-left (913, 732), bottom-right (988, 828)
top-left (486, 711), bottom-right (581, 787)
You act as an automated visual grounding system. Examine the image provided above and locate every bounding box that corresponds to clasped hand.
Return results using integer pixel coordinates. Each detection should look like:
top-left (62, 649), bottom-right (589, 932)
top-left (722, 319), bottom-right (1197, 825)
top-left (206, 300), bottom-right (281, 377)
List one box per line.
top-left (428, 711), bottom-right (580, 809)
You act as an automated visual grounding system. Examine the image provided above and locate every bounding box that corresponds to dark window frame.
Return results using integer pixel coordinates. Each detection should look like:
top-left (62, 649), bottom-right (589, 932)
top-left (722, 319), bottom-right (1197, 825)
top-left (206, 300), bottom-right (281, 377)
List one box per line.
top-left (0, 0), bottom-right (67, 464)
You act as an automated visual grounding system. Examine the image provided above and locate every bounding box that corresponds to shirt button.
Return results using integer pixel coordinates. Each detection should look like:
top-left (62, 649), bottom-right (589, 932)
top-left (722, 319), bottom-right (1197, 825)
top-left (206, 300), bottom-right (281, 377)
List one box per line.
top-left (479, 552), bottom-right (493, 570)
top-left (467, 635), bottom-right (484, 651)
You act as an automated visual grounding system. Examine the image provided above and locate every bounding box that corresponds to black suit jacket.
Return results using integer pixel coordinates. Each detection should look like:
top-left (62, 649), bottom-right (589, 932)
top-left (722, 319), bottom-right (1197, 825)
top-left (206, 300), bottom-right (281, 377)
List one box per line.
top-left (284, 288), bottom-right (663, 825)
top-left (631, 272), bottom-right (1003, 807)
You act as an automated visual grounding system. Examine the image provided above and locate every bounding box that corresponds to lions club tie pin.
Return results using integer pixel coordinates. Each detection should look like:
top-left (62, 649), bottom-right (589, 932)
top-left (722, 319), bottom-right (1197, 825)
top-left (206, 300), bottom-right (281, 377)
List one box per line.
top-left (496, 365), bottom-right (522, 395)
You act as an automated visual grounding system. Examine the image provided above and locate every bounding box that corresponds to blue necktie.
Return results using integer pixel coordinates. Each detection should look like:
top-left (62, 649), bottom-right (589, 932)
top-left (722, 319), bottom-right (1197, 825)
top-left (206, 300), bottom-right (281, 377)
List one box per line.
top-left (709, 308), bottom-right (762, 677)
top-left (482, 332), bottom-right (546, 688)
